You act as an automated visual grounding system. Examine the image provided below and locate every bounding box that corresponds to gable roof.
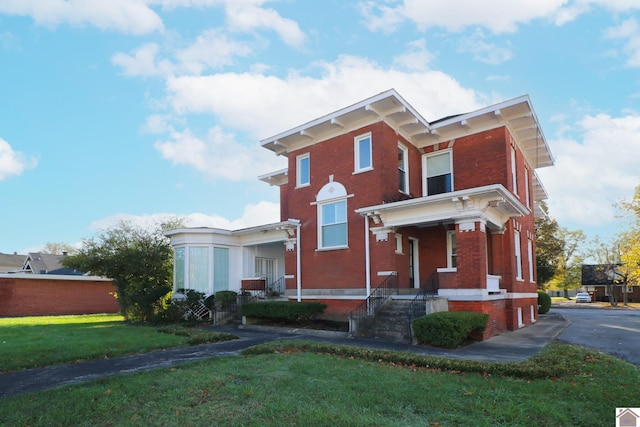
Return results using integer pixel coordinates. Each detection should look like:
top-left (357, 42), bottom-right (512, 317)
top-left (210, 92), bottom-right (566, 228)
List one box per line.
top-left (22, 252), bottom-right (82, 275)
top-left (0, 252), bottom-right (26, 273)
top-left (260, 88), bottom-right (553, 170)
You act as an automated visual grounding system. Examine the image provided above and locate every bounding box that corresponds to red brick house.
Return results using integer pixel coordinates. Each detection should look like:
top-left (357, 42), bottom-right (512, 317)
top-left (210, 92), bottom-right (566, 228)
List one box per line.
top-left (165, 89), bottom-right (553, 339)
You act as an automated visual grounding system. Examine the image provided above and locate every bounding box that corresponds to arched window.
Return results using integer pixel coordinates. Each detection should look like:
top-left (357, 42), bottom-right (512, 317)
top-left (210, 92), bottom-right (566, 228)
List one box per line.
top-left (316, 179), bottom-right (350, 249)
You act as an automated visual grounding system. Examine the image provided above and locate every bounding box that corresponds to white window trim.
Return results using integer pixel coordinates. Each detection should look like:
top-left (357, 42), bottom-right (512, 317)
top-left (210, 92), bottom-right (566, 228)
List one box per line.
top-left (354, 132), bottom-right (373, 173)
top-left (422, 149), bottom-right (453, 197)
top-left (296, 153), bottom-right (310, 188)
top-left (395, 233), bottom-right (403, 254)
top-left (514, 230), bottom-right (522, 280)
top-left (527, 238), bottom-right (534, 283)
top-left (317, 198), bottom-right (348, 250)
top-left (524, 166), bottom-right (530, 208)
top-left (398, 142), bottom-right (409, 194)
top-left (447, 230), bottom-right (457, 269)
top-left (511, 146), bottom-right (518, 196)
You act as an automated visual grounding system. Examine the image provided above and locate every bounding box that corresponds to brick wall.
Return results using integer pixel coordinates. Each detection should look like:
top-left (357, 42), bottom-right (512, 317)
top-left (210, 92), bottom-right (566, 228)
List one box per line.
top-left (448, 299), bottom-right (507, 339)
top-left (0, 275), bottom-right (119, 317)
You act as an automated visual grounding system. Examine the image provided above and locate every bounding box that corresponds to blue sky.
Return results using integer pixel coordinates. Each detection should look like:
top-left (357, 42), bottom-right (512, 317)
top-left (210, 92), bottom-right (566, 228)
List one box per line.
top-left (1, 0), bottom-right (640, 254)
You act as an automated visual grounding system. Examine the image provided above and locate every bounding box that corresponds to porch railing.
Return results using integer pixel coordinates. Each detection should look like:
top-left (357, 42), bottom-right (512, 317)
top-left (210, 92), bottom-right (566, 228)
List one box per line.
top-left (349, 273), bottom-right (398, 322)
top-left (267, 276), bottom-right (286, 296)
top-left (406, 271), bottom-right (440, 338)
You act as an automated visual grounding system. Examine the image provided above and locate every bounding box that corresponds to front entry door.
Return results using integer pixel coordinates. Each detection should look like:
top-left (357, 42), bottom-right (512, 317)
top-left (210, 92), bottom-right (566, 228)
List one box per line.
top-left (409, 238), bottom-right (419, 288)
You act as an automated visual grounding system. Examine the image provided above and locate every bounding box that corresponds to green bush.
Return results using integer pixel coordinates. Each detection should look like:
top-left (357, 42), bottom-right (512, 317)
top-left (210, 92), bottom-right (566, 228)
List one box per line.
top-left (240, 301), bottom-right (327, 320)
top-left (412, 311), bottom-right (488, 348)
top-left (538, 291), bottom-right (551, 314)
top-left (215, 291), bottom-right (238, 309)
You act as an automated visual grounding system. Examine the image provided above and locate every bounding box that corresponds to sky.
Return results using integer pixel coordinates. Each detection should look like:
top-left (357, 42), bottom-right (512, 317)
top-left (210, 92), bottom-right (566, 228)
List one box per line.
top-left (1, 0), bottom-right (640, 255)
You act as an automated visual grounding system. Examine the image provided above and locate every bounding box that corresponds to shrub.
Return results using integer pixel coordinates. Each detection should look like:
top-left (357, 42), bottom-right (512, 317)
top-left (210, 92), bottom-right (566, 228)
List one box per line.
top-left (240, 301), bottom-right (327, 320)
top-left (538, 291), bottom-right (551, 314)
top-left (412, 311), bottom-right (488, 348)
top-left (215, 290), bottom-right (238, 310)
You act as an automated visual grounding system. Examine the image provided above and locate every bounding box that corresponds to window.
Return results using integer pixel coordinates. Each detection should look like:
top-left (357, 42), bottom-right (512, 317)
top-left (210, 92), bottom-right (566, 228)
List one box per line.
top-left (511, 146), bottom-right (518, 196)
top-left (424, 151), bottom-right (452, 196)
top-left (174, 247), bottom-right (185, 291)
top-left (447, 230), bottom-right (457, 268)
top-left (398, 143), bottom-right (408, 193)
top-left (527, 238), bottom-right (534, 282)
top-left (395, 233), bottom-right (403, 254)
top-left (514, 230), bottom-right (522, 280)
top-left (320, 200), bottom-right (347, 248)
top-left (213, 247), bottom-right (229, 292)
top-left (189, 246), bottom-right (209, 293)
top-left (524, 166), bottom-right (530, 208)
top-left (354, 133), bottom-right (372, 172)
top-left (296, 153), bottom-right (310, 187)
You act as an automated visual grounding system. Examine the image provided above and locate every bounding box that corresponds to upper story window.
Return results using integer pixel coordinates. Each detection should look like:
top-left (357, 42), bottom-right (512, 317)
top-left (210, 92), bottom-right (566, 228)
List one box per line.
top-left (296, 153), bottom-right (310, 187)
top-left (395, 233), bottom-right (403, 254)
top-left (524, 166), bottom-right (530, 208)
top-left (354, 133), bottom-right (372, 173)
top-left (398, 143), bottom-right (409, 194)
top-left (511, 146), bottom-right (518, 196)
top-left (514, 230), bottom-right (522, 280)
top-left (423, 151), bottom-right (452, 196)
top-left (315, 179), bottom-right (350, 250)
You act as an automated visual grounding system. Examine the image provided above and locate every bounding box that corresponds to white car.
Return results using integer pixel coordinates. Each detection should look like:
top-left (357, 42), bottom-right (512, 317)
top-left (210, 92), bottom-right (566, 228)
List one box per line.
top-left (575, 292), bottom-right (591, 303)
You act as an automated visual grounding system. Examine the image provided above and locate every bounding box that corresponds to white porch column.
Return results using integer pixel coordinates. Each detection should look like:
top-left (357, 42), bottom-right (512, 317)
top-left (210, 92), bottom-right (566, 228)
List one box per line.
top-left (364, 215), bottom-right (371, 297)
top-left (296, 222), bottom-right (301, 302)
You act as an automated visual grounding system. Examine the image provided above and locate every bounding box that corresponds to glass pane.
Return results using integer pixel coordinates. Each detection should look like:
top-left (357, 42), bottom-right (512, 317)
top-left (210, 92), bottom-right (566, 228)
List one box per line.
top-left (214, 247), bottom-right (229, 292)
top-left (298, 156), bottom-right (309, 185)
top-left (322, 203), bottom-right (336, 224)
top-left (358, 137), bottom-right (371, 169)
top-left (399, 169), bottom-right (406, 192)
top-left (397, 147), bottom-right (405, 169)
top-left (189, 247), bottom-right (209, 293)
top-left (427, 174), bottom-right (452, 195)
top-left (174, 247), bottom-right (185, 291)
top-left (427, 152), bottom-right (450, 177)
top-left (323, 223), bottom-right (347, 247)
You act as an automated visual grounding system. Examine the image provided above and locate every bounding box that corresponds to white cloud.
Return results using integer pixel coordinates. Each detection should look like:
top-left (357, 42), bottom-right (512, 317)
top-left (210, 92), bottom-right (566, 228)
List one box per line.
top-left (164, 54), bottom-right (481, 139)
top-left (0, 138), bottom-right (38, 180)
top-left (360, 0), bottom-right (568, 34)
top-left (154, 126), bottom-right (283, 180)
top-left (538, 112), bottom-right (640, 228)
top-left (605, 18), bottom-right (640, 67)
top-left (457, 30), bottom-right (513, 65)
top-left (111, 43), bottom-right (174, 77)
top-left (174, 28), bottom-right (253, 74)
top-left (0, 0), bottom-right (164, 35)
top-left (392, 39), bottom-right (435, 70)
top-left (90, 201), bottom-right (280, 232)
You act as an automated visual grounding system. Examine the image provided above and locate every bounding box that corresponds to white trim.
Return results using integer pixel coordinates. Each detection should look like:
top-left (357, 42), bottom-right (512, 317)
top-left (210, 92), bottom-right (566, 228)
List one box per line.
top-left (514, 229), bottom-right (522, 280)
top-left (438, 288), bottom-right (507, 301)
top-left (0, 273), bottom-right (112, 281)
top-left (409, 237), bottom-right (420, 289)
top-left (317, 198), bottom-right (348, 250)
top-left (395, 233), bottom-right (403, 254)
top-left (505, 292), bottom-right (539, 298)
top-left (296, 153), bottom-right (310, 188)
top-left (446, 230), bottom-right (457, 269)
top-left (511, 145), bottom-right (518, 196)
top-left (422, 149), bottom-right (453, 197)
top-left (437, 267), bottom-right (457, 273)
top-left (527, 238), bottom-right (534, 283)
top-left (377, 271), bottom-right (398, 276)
top-left (398, 142), bottom-right (409, 194)
top-left (354, 132), bottom-right (373, 173)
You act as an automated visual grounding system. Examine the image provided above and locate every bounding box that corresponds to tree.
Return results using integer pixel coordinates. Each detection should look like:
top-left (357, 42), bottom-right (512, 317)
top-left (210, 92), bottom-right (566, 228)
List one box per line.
top-left (590, 237), bottom-right (628, 307)
top-left (63, 218), bottom-right (183, 321)
top-left (41, 242), bottom-right (77, 255)
top-left (534, 202), bottom-right (563, 288)
top-left (546, 228), bottom-right (585, 298)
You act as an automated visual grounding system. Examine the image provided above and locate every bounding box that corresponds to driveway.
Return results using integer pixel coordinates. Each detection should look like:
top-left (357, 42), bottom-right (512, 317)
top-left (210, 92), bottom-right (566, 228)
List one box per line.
top-left (553, 306), bottom-right (640, 365)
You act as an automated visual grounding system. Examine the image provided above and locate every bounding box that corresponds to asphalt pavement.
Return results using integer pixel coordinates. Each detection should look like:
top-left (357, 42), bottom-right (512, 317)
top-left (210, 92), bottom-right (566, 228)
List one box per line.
top-left (0, 312), bottom-right (568, 399)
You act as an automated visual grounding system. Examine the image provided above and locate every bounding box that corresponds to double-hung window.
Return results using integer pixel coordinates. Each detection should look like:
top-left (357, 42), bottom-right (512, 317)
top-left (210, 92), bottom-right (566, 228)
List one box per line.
top-left (514, 230), bottom-right (522, 280)
top-left (511, 146), bottom-right (518, 196)
top-left (398, 143), bottom-right (408, 194)
top-left (447, 230), bottom-right (457, 268)
top-left (296, 153), bottom-right (310, 187)
top-left (424, 151), bottom-right (452, 196)
top-left (320, 200), bottom-right (347, 248)
top-left (354, 133), bottom-right (372, 172)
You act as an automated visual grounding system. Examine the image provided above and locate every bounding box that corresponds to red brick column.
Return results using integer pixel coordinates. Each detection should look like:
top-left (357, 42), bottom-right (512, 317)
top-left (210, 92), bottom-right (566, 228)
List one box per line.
top-left (454, 220), bottom-right (487, 289)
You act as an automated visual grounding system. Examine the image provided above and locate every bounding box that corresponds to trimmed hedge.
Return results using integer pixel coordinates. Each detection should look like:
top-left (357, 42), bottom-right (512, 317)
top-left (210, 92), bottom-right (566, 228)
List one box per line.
top-left (240, 301), bottom-right (327, 320)
top-left (538, 291), bottom-right (551, 314)
top-left (412, 311), bottom-right (489, 348)
top-left (215, 290), bottom-right (238, 309)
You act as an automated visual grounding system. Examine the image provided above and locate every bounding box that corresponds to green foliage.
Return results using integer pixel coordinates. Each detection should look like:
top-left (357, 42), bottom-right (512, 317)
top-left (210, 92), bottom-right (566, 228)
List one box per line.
top-left (62, 219), bottom-right (183, 322)
top-left (215, 290), bottom-right (238, 309)
top-left (412, 311), bottom-right (488, 348)
top-left (240, 301), bottom-right (327, 320)
top-left (535, 202), bottom-right (563, 287)
top-left (156, 325), bottom-right (237, 345)
top-left (538, 290), bottom-right (552, 314)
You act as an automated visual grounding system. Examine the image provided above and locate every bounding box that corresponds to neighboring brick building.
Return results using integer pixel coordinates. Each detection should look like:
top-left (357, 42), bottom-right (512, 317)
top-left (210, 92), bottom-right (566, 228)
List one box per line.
top-left (165, 89), bottom-right (553, 338)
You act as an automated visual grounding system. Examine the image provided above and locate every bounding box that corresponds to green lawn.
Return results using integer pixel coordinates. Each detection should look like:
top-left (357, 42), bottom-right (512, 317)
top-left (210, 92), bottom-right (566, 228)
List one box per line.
top-left (0, 341), bottom-right (638, 426)
top-left (0, 314), bottom-right (235, 372)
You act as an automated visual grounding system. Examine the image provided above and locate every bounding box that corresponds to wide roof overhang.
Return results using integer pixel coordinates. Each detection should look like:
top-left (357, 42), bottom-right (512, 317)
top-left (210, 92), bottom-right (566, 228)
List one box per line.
top-left (355, 184), bottom-right (529, 231)
top-left (164, 219), bottom-right (300, 246)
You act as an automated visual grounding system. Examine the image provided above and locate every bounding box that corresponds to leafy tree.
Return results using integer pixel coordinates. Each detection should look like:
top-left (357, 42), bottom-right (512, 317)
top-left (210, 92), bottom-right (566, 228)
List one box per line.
top-left (63, 218), bottom-right (183, 321)
top-left (41, 242), bottom-right (77, 255)
top-left (534, 202), bottom-right (563, 288)
top-left (590, 237), bottom-right (628, 307)
top-left (547, 228), bottom-right (585, 298)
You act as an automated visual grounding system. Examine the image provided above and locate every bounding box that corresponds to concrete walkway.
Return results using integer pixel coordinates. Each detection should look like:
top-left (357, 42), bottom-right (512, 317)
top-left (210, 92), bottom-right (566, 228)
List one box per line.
top-left (0, 312), bottom-right (568, 399)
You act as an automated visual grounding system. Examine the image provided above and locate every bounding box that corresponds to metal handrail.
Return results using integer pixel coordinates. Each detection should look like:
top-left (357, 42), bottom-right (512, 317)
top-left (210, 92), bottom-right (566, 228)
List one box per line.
top-left (349, 273), bottom-right (398, 320)
top-left (267, 276), bottom-right (286, 295)
top-left (407, 271), bottom-right (439, 339)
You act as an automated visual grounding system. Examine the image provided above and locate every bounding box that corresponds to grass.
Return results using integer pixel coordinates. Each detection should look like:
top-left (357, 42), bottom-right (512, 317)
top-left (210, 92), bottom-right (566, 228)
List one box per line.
top-left (0, 314), bottom-right (237, 372)
top-left (0, 341), bottom-right (638, 426)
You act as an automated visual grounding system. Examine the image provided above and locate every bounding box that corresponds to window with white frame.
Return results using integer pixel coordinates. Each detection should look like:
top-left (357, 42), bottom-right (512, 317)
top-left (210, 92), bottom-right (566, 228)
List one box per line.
top-left (514, 230), bottom-right (522, 280)
top-left (319, 199), bottom-right (347, 248)
top-left (511, 146), bottom-right (518, 196)
top-left (296, 153), bottom-right (310, 187)
top-left (527, 238), bottom-right (534, 282)
top-left (524, 166), bottom-right (530, 208)
top-left (447, 230), bottom-right (457, 268)
top-left (174, 247), bottom-right (185, 291)
top-left (398, 143), bottom-right (408, 194)
top-left (395, 233), bottom-right (403, 254)
top-left (424, 151), bottom-right (452, 196)
top-left (189, 246), bottom-right (210, 293)
top-left (354, 133), bottom-right (372, 172)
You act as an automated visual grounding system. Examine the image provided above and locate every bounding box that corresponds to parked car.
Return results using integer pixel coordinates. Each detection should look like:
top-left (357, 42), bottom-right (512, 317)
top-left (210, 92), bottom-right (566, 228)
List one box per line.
top-left (575, 292), bottom-right (592, 303)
